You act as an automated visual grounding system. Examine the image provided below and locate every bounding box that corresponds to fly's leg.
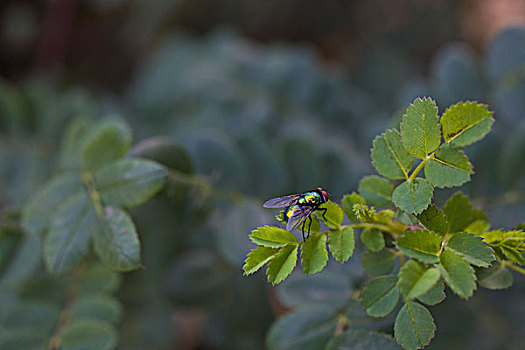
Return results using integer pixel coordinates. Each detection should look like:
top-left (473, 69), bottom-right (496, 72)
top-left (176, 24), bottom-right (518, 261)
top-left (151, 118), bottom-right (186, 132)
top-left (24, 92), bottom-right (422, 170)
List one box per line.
top-left (301, 220), bottom-right (306, 241)
top-left (318, 207), bottom-right (328, 221)
top-left (307, 216), bottom-right (312, 239)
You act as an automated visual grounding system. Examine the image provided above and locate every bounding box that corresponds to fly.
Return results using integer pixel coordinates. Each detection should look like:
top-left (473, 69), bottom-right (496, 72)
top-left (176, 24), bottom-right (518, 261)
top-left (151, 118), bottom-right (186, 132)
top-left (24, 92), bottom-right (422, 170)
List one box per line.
top-left (263, 187), bottom-right (329, 241)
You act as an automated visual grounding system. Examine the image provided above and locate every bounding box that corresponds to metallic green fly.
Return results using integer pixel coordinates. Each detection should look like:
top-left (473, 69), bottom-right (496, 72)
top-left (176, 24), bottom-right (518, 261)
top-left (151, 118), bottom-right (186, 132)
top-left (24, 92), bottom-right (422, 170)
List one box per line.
top-left (263, 187), bottom-right (329, 241)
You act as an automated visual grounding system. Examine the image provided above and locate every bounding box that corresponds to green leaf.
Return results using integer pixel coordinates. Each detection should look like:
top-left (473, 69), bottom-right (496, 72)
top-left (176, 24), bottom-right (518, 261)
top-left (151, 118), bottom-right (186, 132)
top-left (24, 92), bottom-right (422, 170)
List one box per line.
top-left (300, 234), bottom-right (328, 274)
top-left (476, 261), bottom-right (513, 290)
top-left (438, 249), bottom-right (476, 298)
top-left (395, 230), bottom-right (442, 264)
top-left (94, 159), bottom-right (167, 209)
top-left (446, 232), bottom-right (495, 267)
top-left (59, 118), bottom-right (93, 171)
top-left (372, 129), bottom-right (413, 180)
top-left (360, 275), bottom-right (399, 317)
top-left (71, 295), bottom-right (122, 324)
top-left (326, 329), bottom-right (400, 350)
top-left (415, 205), bottom-right (448, 235)
top-left (440, 101), bottom-right (494, 147)
top-left (61, 320), bottom-right (118, 350)
top-left (358, 175), bottom-right (394, 207)
top-left (443, 192), bottom-right (474, 233)
top-left (3, 301), bottom-right (60, 333)
top-left (314, 200), bottom-right (343, 229)
top-left (361, 228), bottom-right (385, 252)
top-left (362, 250), bottom-right (397, 277)
top-left (417, 279), bottom-right (446, 305)
top-left (400, 97), bottom-right (441, 158)
top-left (81, 120), bottom-right (132, 171)
top-left (44, 192), bottom-right (97, 274)
top-left (424, 144), bottom-right (473, 188)
top-left (392, 178), bottom-right (433, 215)
top-left (0, 330), bottom-right (48, 350)
top-left (398, 260), bottom-right (440, 299)
top-left (327, 226), bottom-right (355, 263)
top-left (79, 265), bottom-right (121, 295)
top-left (394, 301), bottom-right (436, 350)
top-left (250, 226), bottom-right (298, 247)
top-left (464, 220), bottom-right (490, 235)
top-left (266, 308), bottom-right (337, 350)
top-left (267, 245), bottom-right (298, 284)
top-left (342, 192), bottom-right (366, 222)
top-left (21, 174), bottom-right (82, 236)
top-left (500, 246), bottom-right (525, 265)
top-left (93, 206), bottom-right (142, 272)
top-left (243, 246), bottom-right (279, 275)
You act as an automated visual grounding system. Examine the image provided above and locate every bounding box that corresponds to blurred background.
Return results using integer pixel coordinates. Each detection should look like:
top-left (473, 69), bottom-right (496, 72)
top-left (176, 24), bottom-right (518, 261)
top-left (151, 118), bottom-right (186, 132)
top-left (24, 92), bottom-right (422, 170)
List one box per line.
top-left (1, 0), bottom-right (525, 349)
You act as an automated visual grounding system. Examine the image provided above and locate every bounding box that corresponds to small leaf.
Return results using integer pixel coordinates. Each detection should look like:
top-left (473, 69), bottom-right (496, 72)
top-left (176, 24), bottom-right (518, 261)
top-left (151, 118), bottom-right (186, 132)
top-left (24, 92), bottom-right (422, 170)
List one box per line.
top-left (395, 230), bottom-right (442, 264)
top-left (71, 295), bottom-right (122, 324)
top-left (362, 250), bottom-right (397, 277)
top-left (424, 144), bottom-right (473, 188)
top-left (415, 205), bottom-right (448, 235)
top-left (417, 279), bottom-right (446, 305)
top-left (358, 175), bottom-right (394, 207)
top-left (94, 159), bottom-right (167, 209)
top-left (446, 232), bottom-right (495, 267)
top-left (342, 192), bottom-right (366, 222)
top-left (61, 319), bottom-right (118, 350)
top-left (326, 329), bottom-right (400, 350)
top-left (394, 300), bottom-right (436, 350)
top-left (300, 234), bottom-right (328, 274)
top-left (44, 192), bottom-right (97, 274)
top-left (398, 260), bottom-right (440, 299)
top-left (243, 246), bottom-right (279, 275)
top-left (500, 246), bottom-right (525, 265)
top-left (476, 261), bottom-right (513, 290)
top-left (464, 220), bottom-right (490, 235)
top-left (250, 226), bottom-right (298, 247)
top-left (440, 101), bottom-right (494, 147)
top-left (361, 228), bottom-right (385, 252)
top-left (314, 200), bottom-right (343, 229)
top-left (443, 192), bottom-right (474, 233)
top-left (267, 245), bottom-right (298, 284)
top-left (372, 129), bottom-right (413, 180)
top-left (81, 120), bottom-right (132, 171)
top-left (327, 226), bottom-right (355, 263)
top-left (21, 174), bottom-right (82, 236)
top-left (360, 275), bottom-right (399, 317)
top-left (438, 249), bottom-right (476, 298)
top-left (93, 206), bottom-right (142, 272)
top-left (59, 118), bottom-right (93, 171)
top-left (392, 178), bottom-right (433, 215)
top-left (400, 97), bottom-right (441, 158)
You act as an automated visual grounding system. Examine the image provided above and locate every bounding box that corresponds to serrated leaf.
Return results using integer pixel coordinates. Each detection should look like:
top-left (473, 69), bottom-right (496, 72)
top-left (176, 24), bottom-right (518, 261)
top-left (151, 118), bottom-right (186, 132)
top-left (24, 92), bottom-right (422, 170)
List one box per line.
top-left (361, 228), bottom-right (385, 252)
top-left (440, 101), bottom-right (494, 147)
top-left (326, 329), bottom-right (400, 350)
top-left (93, 206), bottom-right (141, 272)
top-left (94, 159), bottom-right (167, 209)
top-left (398, 260), bottom-right (440, 299)
top-left (417, 279), bottom-right (446, 305)
top-left (360, 275), bottom-right (399, 317)
top-left (424, 144), bottom-right (473, 188)
top-left (438, 249), bottom-right (476, 298)
top-left (464, 220), bottom-right (490, 234)
top-left (314, 200), bottom-right (343, 229)
top-left (267, 245), bottom-right (298, 284)
top-left (476, 261), bottom-right (513, 290)
top-left (342, 192), bottom-right (366, 222)
top-left (61, 319), bottom-right (117, 350)
top-left (392, 178), bottom-right (433, 215)
top-left (394, 301), bottom-right (436, 350)
top-left (71, 295), bottom-right (122, 324)
top-left (21, 174), bottom-right (82, 236)
top-left (372, 129), bottom-right (413, 180)
top-left (415, 205), bottom-right (448, 235)
top-left (250, 226), bottom-right (298, 247)
top-left (443, 192), bottom-right (474, 233)
top-left (327, 226), bottom-right (354, 263)
top-left (358, 175), bottom-right (393, 207)
top-left (362, 250), bottom-right (397, 277)
top-left (44, 192), bottom-right (96, 274)
top-left (81, 120), bottom-right (132, 171)
top-left (243, 246), bottom-right (279, 275)
top-left (500, 246), bottom-right (525, 265)
top-left (400, 97), bottom-right (441, 158)
top-left (446, 232), bottom-right (495, 267)
top-left (266, 308), bottom-right (337, 350)
top-left (395, 230), bottom-right (442, 264)
top-left (300, 234), bottom-right (328, 274)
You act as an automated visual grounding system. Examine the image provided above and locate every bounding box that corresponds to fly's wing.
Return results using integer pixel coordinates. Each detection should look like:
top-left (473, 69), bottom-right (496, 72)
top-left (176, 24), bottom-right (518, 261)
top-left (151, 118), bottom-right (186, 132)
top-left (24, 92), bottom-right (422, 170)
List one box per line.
top-left (263, 194), bottom-right (300, 208)
top-left (286, 205), bottom-right (316, 232)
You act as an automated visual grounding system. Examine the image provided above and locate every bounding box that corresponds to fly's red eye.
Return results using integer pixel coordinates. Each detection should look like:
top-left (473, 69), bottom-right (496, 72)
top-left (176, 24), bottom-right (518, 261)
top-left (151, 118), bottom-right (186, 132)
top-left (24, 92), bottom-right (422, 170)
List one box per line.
top-left (322, 191), bottom-right (329, 201)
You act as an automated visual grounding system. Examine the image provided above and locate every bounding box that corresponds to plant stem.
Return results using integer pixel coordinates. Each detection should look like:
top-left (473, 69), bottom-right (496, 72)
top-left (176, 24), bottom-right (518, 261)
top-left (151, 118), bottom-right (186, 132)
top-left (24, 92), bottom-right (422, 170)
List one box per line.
top-left (505, 261), bottom-right (525, 275)
top-left (407, 153), bottom-right (434, 182)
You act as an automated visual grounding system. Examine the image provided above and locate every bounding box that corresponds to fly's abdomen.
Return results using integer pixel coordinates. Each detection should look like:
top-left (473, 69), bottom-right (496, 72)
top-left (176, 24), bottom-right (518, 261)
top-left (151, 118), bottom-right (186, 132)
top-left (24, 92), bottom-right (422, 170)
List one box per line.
top-left (297, 192), bottom-right (321, 206)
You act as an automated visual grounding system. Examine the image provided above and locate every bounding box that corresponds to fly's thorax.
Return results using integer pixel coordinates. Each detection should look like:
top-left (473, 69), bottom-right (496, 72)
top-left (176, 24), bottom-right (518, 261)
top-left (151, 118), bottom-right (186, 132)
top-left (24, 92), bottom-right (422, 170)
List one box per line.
top-left (297, 191), bottom-right (322, 206)
top-left (283, 206), bottom-right (294, 221)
